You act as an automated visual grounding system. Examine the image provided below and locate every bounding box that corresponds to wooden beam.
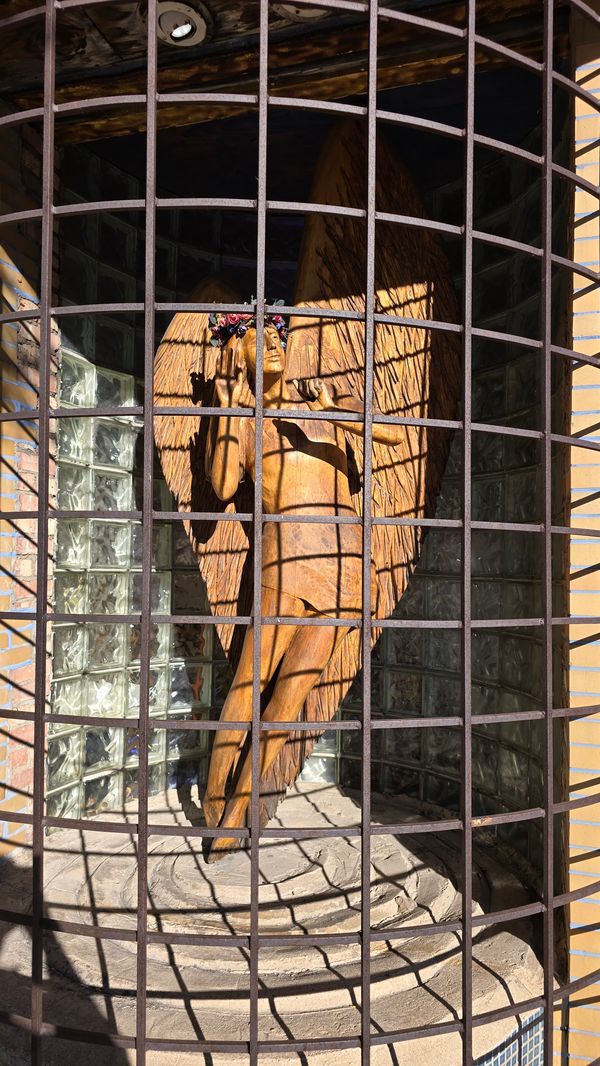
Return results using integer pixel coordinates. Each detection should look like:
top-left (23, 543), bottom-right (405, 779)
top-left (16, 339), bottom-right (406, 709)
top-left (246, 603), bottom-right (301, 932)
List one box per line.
top-left (12, 0), bottom-right (566, 144)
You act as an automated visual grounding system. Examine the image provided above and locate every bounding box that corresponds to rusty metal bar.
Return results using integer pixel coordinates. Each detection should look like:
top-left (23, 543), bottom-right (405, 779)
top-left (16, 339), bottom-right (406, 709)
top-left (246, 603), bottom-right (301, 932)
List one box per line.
top-left (360, 3), bottom-right (377, 1061)
top-left (541, 4), bottom-right (555, 1064)
top-left (249, 2), bottom-right (269, 1062)
top-left (461, 0), bottom-right (475, 1060)
top-left (30, 2), bottom-right (56, 1062)
top-left (134, 2), bottom-right (157, 1063)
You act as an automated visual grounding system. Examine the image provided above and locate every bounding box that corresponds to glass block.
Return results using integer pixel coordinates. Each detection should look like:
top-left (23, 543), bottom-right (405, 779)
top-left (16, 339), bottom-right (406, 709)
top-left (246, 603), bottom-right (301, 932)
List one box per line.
top-left (425, 629), bottom-right (460, 673)
top-left (86, 671), bottom-right (125, 717)
top-left (422, 530), bottom-right (461, 574)
top-left (395, 578), bottom-right (426, 620)
top-left (424, 728), bottom-right (461, 774)
top-left (341, 758), bottom-right (364, 793)
top-left (52, 624), bottom-right (86, 677)
top-left (427, 578), bottom-right (461, 620)
top-left (87, 623), bottom-right (127, 669)
top-left (93, 419), bottom-right (138, 470)
top-left (385, 670), bottom-right (422, 715)
top-left (129, 666), bottom-right (169, 715)
top-left (435, 479), bottom-right (461, 520)
top-left (49, 676), bottom-right (84, 727)
top-left (125, 729), bottom-right (165, 763)
top-left (58, 463), bottom-right (91, 510)
top-left (383, 726), bottom-right (421, 764)
top-left (472, 478), bottom-right (504, 523)
top-left (93, 470), bottom-right (132, 511)
top-left (472, 431), bottom-right (504, 475)
top-left (59, 352), bottom-right (95, 408)
top-left (502, 580), bottom-right (540, 620)
top-left (149, 728), bottom-right (166, 762)
top-left (311, 729), bottom-right (337, 756)
top-left (500, 635), bottom-right (541, 694)
top-left (171, 570), bottom-right (209, 614)
top-left (504, 532), bottom-right (538, 578)
top-left (56, 520), bottom-right (89, 569)
top-left (471, 530), bottom-right (503, 577)
top-left (165, 727), bottom-right (205, 763)
top-left (472, 368), bottom-right (506, 423)
top-left (130, 521), bottom-right (171, 569)
top-left (171, 662), bottom-right (211, 710)
top-left (471, 684), bottom-right (497, 716)
top-left (54, 572), bottom-right (87, 614)
top-left (47, 731), bottom-right (82, 790)
top-left (95, 367), bottom-right (134, 408)
top-left (423, 675), bottom-right (462, 716)
top-left (172, 524), bottom-right (197, 567)
top-left (382, 763), bottom-right (419, 798)
top-left (472, 632), bottom-right (500, 682)
top-left (505, 470), bottom-right (539, 524)
top-left (130, 571), bottom-right (170, 614)
top-left (57, 417), bottom-right (92, 465)
top-left (46, 783), bottom-right (81, 821)
top-left (472, 580), bottom-right (503, 620)
top-left (300, 754), bottom-right (337, 784)
top-left (171, 623), bottom-right (211, 661)
top-left (384, 627), bottom-right (422, 668)
top-left (84, 726), bottom-right (122, 773)
top-left (472, 734), bottom-right (498, 792)
top-left (129, 623), bottom-right (169, 664)
top-left (507, 355), bottom-right (538, 413)
top-left (88, 572), bottom-right (128, 614)
top-left (90, 521), bottom-right (131, 569)
top-left (497, 745), bottom-right (529, 809)
top-left (84, 772), bottom-right (123, 816)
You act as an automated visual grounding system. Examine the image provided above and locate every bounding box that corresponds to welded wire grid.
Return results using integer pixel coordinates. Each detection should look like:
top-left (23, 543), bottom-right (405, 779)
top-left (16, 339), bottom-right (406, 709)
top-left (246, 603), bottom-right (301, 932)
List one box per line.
top-left (0, 0), bottom-right (598, 1063)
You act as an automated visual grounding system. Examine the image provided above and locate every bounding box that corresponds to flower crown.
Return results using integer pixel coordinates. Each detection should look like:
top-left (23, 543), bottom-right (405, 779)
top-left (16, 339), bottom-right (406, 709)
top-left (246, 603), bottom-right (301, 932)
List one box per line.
top-left (208, 301), bottom-right (288, 349)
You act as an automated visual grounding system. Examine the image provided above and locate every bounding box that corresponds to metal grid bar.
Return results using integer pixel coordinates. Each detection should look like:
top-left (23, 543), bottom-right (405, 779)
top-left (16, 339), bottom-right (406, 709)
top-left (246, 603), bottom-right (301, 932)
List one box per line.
top-left (134, 1), bottom-right (158, 1062)
top-left (0, 0), bottom-right (598, 1062)
top-left (541, 6), bottom-right (555, 1063)
top-left (249, 4), bottom-right (269, 1061)
top-left (30, 3), bottom-right (56, 1062)
top-left (461, 0), bottom-right (475, 1061)
top-left (360, 3), bottom-right (377, 1060)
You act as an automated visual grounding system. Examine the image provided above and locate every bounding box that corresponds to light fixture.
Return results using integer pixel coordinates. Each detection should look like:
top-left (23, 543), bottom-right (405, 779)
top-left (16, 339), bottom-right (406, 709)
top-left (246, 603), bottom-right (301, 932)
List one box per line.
top-left (273, 3), bottom-right (328, 21)
top-left (156, 1), bottom-right (209, 47)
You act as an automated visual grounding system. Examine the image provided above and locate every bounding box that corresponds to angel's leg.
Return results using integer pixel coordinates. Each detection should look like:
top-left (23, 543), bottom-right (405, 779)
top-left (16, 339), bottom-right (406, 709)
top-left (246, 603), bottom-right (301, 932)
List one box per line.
top-left (207, 619), bottom-right (351, 859)
top-left (202, 586), bottom-right (302, 827)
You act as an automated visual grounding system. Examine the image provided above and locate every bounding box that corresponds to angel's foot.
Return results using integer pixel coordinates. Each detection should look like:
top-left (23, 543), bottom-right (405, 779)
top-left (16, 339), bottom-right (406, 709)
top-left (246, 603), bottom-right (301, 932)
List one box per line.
top-left (206, 834), bottom-right (243, 863)
top-left (202, 793), bottom-right (226, 828)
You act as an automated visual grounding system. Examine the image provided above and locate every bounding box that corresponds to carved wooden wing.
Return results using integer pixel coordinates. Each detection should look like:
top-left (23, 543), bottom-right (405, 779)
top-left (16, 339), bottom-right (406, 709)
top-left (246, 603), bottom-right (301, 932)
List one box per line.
top-left (258, 119), bottom-right (461, 824)
top-left (153, 277), bottom-right (254, 658)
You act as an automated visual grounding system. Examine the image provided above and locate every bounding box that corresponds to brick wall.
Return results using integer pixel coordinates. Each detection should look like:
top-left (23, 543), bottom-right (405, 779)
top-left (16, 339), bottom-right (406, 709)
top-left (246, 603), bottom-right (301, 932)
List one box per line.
top-left (0, 110), bottom-right (59, 855)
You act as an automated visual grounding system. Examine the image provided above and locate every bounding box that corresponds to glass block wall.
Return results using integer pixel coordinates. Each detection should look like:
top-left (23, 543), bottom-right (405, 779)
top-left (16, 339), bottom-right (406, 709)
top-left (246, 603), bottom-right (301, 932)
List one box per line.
top-left (49, 352), bottom-right (217, 819)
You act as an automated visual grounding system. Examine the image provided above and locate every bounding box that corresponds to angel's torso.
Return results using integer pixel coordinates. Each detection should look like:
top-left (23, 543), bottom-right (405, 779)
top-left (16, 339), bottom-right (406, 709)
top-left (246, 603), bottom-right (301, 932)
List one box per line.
top-left (244, 405), bottom-right (356, 517)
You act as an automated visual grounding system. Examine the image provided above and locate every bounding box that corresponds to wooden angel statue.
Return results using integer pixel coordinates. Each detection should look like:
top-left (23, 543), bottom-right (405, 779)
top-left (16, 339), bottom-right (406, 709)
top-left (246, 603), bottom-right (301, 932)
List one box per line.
top-left (154, 121), bottom-right (460, 861)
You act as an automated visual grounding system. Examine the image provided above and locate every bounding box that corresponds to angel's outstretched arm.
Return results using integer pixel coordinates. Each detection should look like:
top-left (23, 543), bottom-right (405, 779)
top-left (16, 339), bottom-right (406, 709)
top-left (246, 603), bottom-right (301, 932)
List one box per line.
top-left (210, 373), bottom-right (244, 500)
top-left (295, 379), bottom-right (403, 447)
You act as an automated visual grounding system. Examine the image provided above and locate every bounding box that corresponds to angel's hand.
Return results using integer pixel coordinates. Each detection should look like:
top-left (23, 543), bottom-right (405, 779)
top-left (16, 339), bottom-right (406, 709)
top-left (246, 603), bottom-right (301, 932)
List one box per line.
top-left (293, 378), bottom-right (335, 410)
top-left (215, 370), bottom-right (244, 409)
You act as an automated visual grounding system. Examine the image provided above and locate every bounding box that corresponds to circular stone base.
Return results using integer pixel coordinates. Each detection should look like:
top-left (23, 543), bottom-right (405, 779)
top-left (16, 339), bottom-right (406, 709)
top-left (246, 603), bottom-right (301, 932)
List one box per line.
top-left (0, 784), bottom-right (543, 1065)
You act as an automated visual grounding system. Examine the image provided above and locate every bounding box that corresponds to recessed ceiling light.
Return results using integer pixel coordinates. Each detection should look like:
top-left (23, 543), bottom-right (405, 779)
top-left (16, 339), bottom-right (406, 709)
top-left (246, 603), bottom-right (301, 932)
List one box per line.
top-left (273, 3), bottom-right (328, 21)
top-left (156, 2), bottom-right (209, 47)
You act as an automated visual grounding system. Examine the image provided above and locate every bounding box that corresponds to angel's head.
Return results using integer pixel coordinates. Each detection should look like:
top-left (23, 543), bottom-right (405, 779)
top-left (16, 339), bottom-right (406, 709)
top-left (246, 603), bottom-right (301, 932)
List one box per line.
top-left (238, 322), bottom-right (286, 381)
top-left (214, 314), bottom-right (287, 389)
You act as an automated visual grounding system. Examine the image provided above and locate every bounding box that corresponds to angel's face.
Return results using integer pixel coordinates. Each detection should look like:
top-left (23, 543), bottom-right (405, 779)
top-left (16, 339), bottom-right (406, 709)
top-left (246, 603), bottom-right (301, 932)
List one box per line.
top-left (240, 324), bottom-right (285, 380)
